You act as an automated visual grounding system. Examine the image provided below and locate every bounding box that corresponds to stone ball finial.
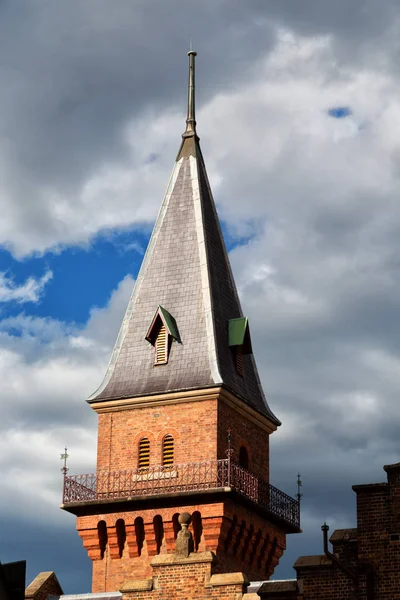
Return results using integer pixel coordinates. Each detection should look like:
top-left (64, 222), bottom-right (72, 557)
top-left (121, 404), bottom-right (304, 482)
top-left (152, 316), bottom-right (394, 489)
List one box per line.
top-left (175, 512), bottom-right (194, 558)
top-left (178, 512), bottom-right (192, 527)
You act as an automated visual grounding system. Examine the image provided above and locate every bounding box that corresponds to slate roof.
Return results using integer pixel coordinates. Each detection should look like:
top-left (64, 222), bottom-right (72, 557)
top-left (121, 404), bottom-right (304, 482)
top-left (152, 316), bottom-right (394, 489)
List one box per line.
top-left (88, 53), bottom-right (279, 425)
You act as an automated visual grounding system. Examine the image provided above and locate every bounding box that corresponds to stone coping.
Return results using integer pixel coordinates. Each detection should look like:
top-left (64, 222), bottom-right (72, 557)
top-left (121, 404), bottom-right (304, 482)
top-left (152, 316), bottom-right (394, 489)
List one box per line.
top-left (330, 528), bottom-right (358, 544)
top-left (151, 551), bottom-right (216, 567)
top-left (120, 580), bottom-right (153, 593)
top-left (258, 580), bottom-right (299, 593)
top-left (293, 555), bottom-right (333, 569)
top-left (207, 573), bottom-right (249, 587)
top-left (352, 482), bottom-right (388, 493)
top-left (384, 462), bottom-right (400, 472)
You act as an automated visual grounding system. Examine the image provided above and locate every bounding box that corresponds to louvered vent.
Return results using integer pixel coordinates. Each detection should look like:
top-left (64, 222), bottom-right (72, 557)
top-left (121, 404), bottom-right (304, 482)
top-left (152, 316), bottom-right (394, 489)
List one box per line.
top-left (138, 437), bottom-right (150, 469)
top-left (236, 346), bottom-right (243, 376)
top-left (162, 434), bottom-right (174, 466)
top-left (155, 324), bottom-right (168, 365)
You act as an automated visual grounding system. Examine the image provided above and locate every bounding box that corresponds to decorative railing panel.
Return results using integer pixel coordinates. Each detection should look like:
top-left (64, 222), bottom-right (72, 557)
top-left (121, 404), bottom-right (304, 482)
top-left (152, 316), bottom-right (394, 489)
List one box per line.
top-left (62, 459), bottom-right (300, 528)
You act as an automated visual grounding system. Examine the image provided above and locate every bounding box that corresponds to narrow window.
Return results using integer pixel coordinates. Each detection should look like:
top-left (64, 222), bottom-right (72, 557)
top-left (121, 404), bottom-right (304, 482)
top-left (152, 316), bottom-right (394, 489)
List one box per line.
top-left (239, 446), bottom-right (249, 470)
top-left (138, 437), bottom-right (150, 469)
top-left (155, 323), bottom-right (168, 365)
top-left (162, 434), bottom-right (174, 466)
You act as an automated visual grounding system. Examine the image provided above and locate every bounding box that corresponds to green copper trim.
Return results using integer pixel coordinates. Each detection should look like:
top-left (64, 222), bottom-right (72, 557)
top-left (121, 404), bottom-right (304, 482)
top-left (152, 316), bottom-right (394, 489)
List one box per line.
top-left (146, 306), bottom-right (181, 344)
top-left (159, 306), bottom-right (180, 342)
top-left (228, 317), bottom-right (252, 354)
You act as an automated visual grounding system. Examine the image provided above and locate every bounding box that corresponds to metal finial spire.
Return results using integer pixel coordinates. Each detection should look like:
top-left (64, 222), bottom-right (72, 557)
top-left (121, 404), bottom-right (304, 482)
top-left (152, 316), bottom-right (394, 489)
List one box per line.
top-left (297, 472), bottom-right (303, 503)
top-left (182, 49), bottom-right (197, 138)
top-left (226, 428), bottom-right (234, 459)
top-left (60, 446), bottom-right (69, 476)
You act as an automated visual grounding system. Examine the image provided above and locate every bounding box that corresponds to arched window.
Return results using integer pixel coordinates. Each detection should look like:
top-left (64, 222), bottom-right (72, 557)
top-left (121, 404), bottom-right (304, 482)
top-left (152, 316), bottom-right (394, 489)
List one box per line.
top-left (138, 437), bottom-right (150, 469)
top-left (239, 446), bottom-right (249, 470)
top-left (162, 434), bottom-right (174, 466)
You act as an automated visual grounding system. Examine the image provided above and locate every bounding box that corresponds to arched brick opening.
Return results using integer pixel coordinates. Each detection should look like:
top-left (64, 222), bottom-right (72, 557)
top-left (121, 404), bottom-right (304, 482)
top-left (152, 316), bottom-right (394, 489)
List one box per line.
top-left (153, 515), bottom-right (164, 554)
top-left (134, 517), bottom-right (145, 557)
top-left (192, 511), bottom-right (203, 551)
top-left (172, 513), bottom-right (181, 539)
top-left (98, 520), bottom-right (107, 559)
top-left (232, 520), bottom-right (246, 557)
top-left (116, 519), bottom-right (126, 558)
top-left (224, 516), bottom-right (237, 554)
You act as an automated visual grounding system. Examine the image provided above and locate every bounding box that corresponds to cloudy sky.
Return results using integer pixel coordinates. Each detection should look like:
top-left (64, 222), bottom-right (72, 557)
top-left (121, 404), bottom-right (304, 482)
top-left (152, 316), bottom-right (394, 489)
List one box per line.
top-left (1, 0), bottom-right (400, 593)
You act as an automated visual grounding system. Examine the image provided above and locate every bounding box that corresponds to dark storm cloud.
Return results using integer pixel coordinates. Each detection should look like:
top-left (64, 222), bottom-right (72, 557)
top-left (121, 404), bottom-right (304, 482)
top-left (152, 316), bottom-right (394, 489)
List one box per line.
top-left (0, 0), bottom-right (275, 194)
top-left (0, 516), bottom-right (91, 594)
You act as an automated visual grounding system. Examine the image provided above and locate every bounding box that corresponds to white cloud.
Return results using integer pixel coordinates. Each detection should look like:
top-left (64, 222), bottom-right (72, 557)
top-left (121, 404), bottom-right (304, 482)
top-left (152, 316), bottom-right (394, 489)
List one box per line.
top-left (0, 275), bottom-right (133, 522)
top-left (0, 270), bottom-right (52, 303)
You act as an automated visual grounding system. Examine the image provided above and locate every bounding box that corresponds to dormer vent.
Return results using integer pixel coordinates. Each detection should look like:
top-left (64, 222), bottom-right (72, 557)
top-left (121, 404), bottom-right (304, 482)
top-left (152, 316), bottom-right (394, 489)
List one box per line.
top-left (228, 317), bottom-right (252, 376)
top-left (146, 306), bottom-right (180, 366)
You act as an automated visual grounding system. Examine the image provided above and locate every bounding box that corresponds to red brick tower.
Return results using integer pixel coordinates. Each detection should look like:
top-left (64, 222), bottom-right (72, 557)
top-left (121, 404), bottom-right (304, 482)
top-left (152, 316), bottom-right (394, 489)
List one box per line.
top-left (61, 52), bottom-right (300, 593)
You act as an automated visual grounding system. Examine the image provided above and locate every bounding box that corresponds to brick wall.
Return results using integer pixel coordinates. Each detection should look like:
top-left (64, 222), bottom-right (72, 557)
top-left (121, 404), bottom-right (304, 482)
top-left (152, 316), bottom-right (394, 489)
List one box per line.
top-left (77, 498), bottom-right (286, 592)
top-left (295, 563), bottom-right (354, 600)
top-left (258, 462), bottom-right (400, 600)
top-left (353, 463), bottom-right (400, 599)
top-left (76, 388), bottom-right (288, 594)
top-left (217, 399), bottom-right (270, 482)
top-left (96, 398), bottom-right (218, 472)
top-left (120, 552), bottom-right (249, 600)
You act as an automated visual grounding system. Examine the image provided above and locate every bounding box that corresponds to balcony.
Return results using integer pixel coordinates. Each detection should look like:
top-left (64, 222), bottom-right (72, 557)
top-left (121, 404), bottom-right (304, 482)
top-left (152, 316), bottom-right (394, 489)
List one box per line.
top-left (62, 458), bottom-right (300, 531)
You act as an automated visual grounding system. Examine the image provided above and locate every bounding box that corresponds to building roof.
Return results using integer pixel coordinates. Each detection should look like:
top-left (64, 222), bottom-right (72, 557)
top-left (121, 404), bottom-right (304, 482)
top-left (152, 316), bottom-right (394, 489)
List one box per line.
top-left (88, 52), bottom-right (279, 425)
top-left (329, 528), bottom-right (357, 544)
top-left (258, 580), bottom-right (299, 592)
top-left (293, 555), bottom-right (333, 569)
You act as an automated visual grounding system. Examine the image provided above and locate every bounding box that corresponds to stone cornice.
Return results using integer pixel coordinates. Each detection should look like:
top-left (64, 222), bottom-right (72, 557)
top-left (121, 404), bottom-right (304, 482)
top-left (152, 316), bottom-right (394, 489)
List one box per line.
top-left (89, 384), bottom-right (278, 434)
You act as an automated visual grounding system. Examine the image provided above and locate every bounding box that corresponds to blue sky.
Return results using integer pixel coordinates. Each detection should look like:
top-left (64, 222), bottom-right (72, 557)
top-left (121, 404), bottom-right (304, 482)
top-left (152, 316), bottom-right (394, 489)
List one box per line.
top-left (2, 0), bottom-right (400, 595)
top-left (0, 233), bottom-right (145, 324)
top-left (0, 221), bottom-right (253, 325)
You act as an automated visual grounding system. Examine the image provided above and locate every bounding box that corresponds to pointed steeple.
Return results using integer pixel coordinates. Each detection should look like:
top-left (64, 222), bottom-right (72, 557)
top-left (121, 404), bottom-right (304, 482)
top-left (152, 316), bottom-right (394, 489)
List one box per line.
top-left (88, 52), bottom-right (280, 427)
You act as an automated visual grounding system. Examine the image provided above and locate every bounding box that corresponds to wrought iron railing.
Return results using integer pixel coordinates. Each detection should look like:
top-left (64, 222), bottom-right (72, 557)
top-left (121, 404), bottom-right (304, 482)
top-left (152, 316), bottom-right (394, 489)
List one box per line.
top-left (62, 459), bottom-right (300, 528)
